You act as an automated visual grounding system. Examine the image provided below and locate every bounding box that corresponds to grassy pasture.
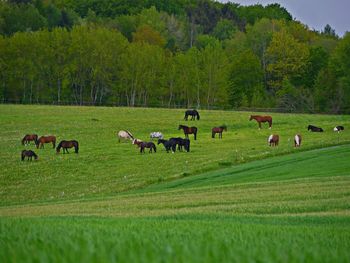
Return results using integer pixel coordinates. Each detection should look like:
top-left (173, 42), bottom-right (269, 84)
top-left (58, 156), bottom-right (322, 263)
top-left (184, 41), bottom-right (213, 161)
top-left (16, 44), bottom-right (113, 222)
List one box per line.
top-left (0, 104), bottom-right (349, 205)
top-left (0, 145), bottom-right (350, 262)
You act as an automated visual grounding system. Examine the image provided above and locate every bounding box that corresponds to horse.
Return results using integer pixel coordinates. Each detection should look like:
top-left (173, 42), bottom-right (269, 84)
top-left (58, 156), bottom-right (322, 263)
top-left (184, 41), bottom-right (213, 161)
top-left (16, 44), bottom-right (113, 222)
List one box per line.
top-left (334, 126), bottom-right (344, 132)
top-left (36, 135), bottom-right (56, 149)
top-left (117, 130), bottom-right (134, 142)
top-left (170, 137), bottom-right (190, 152)
top-left (56, 140), bottom-right (79, 154)
top-left (184, 109), bottom-right (200, 121)
top-left (308, 125), bottom-right (323, 132)
top-left (139, 142), bottom-right (156, 153)
top-left (150, 132), bottom-right (163, 140)
top-left (268, 134), bottom-right (279, 146)
top-left (212, 125), bottom-right (227, 139)
top-left (21, 134), bottom-right (38, 146)
top-left (294, 134), bottom-right (302, 147)
top-left (158, 139), bottom-right (176, 153)
top-left (21, 150), bottom-right (38, 161)
top-left (249, 115), bottom-right (272, 129)
top-left (178, 125), bottom-right (197, 140)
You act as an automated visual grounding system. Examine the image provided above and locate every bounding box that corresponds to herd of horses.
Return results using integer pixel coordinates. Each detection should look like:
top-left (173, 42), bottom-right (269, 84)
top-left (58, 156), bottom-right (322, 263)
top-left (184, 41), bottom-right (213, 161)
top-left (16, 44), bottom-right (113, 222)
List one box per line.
top-left (21, 109), bottom-right (345, 159)
top-left (21, 134), bottom-right (79, 161)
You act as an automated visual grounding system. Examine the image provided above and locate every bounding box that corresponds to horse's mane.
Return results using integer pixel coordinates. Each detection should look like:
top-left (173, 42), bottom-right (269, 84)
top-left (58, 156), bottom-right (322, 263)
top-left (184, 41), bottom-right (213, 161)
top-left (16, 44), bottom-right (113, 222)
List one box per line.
top-left (125, 130), bottom-right (134, 139)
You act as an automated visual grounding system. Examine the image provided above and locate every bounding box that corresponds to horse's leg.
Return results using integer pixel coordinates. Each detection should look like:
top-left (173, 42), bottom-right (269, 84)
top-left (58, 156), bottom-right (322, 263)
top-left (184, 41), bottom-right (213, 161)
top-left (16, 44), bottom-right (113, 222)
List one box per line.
top-left (269, 121), bottom-right (272, 129)
top-left (194, 132), bottom-right (197, 140)
top-left (212, 132), bottom-right (215, 138)
top-left (258, 122), bottom-right (261, 130)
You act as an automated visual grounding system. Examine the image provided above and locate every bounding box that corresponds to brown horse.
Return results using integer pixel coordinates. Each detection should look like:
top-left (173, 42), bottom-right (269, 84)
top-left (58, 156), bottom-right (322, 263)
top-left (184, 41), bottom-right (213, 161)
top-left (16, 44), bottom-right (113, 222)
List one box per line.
top-left (21, 150), bottom-right (38, 161)
top-left (250, 115), bottom-right (272, 129)
top-left (56, 140), bottom-right (79, 154)
top-left (22, 134), bottom-right (38, 145)
top-left (178, 125), bottom-right (197, 140)
top-left (212, 125), bottom-right (227, 139)
top-left (139, 142), bottom-right (156, 153)
top-left (36, 135), bottom-right (56, 149)
top-left (268, 134), bottom-right (279, 146)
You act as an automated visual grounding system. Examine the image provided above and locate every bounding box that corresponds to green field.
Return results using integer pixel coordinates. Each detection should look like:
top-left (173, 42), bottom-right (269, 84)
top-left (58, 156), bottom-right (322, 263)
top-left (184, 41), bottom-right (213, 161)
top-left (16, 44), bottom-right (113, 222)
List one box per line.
top-left (0, 105), bottom-right (350, 262)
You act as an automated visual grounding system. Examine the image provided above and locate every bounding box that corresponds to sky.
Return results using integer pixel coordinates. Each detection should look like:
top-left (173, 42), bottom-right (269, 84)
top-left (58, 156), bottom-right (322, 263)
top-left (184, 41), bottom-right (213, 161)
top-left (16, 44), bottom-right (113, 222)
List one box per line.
top-left (218, 0), bottom-right (350, 37)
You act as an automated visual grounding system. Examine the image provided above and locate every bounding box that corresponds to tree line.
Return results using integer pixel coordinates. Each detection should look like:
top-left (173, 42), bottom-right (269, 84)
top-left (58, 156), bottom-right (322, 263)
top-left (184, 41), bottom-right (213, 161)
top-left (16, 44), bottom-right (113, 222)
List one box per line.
top-left (0, 0), bottom-right (349, 113)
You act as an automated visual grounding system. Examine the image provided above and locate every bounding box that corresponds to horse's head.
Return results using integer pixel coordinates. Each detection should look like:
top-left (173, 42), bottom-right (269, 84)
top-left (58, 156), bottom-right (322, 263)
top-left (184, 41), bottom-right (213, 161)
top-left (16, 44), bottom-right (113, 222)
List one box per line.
top-left (178, 125), bottom-right (183, 130)
top-left (249, 115), bottom-right (253, 121)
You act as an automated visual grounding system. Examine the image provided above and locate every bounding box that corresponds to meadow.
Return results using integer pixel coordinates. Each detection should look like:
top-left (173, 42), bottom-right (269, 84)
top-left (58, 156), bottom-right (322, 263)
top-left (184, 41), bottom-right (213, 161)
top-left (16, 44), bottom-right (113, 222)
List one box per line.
top-left (0, 105), bottom-right (350, 262)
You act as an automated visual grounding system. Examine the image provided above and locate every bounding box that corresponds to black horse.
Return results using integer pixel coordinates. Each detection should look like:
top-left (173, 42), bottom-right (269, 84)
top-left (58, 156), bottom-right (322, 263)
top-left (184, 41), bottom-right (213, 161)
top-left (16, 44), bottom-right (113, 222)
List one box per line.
top-left (170, 137), bottom-right (190, 152)
top-left (158, 139), bottom-right (176, 153)
top-left (178, 125), bottom-right (197, 140)
top-left (140, 142), bottom-right (156, 153)
top-left (21, 150), bottom-right (38, 161)
top-left (308, 125), bottom-right (323, 132)
top-left (184, 109), bottom-right (200, 121)
top-left (56, 140), bottom-right (79, 154)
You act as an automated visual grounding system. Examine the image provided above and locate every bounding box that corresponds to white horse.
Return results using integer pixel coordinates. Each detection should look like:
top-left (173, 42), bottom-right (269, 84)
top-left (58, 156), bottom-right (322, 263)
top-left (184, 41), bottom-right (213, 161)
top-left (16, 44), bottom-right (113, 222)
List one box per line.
top-left (117, 130), bottom-right (134, 142)
top-left (150, 132), bottom-right (163, 140)
top-left (294, 134), bottom-right (302, 147)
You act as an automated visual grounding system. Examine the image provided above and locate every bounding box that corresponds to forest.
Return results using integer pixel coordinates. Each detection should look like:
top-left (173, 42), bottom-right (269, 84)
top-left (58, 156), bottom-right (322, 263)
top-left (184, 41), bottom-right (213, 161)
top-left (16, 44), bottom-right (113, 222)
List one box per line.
top-left (0, 0), bottom-right (349, 113)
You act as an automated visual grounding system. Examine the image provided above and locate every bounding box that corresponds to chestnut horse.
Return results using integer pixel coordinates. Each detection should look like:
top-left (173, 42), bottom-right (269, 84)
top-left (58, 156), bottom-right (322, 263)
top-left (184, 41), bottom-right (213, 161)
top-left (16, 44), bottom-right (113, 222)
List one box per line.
top-left (36, 135), bottom-right (56, 149)
top-left (268, 134), bottom-right (279, 146)
top-left (250, 115), bottom-right (272, 129)
top-left (56, 140), bottom-right (79, 154)
top-left (294, 134), bottom-right (302, 147)
top-left (178, 125), bottom-right (197, 140)
top-left (21, 150), bottom-right (38, 161)
top-left (212, 125), bottom-right (227, 139)
top-left (22, 134), bottom-right (38, 145)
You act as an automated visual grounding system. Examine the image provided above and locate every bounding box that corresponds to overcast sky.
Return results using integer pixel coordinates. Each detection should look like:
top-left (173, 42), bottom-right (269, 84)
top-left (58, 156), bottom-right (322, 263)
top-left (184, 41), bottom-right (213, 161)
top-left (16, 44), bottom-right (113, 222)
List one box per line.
top-left (218, 0), bottom-right (350, 37)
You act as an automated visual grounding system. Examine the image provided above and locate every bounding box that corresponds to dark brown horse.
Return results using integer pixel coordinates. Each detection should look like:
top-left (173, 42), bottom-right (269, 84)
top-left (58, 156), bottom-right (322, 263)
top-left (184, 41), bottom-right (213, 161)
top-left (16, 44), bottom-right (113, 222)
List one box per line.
top-left (22, 134), bottom-right (38, 145)
top-left (178, 125), bottom-right (197, 140)
top-left (212, 125), bottom-right (227, 139)
top-left (56, 140), bottom-right (79, 154)
top-left (250, 115), bottom-right (272, 129)
top-left (268, 134), bottom-right (279, 146)
top-left (139, 142), bottom-right (156, 153)
top-left (21, 150), bottom-right (38, 161)
top-left (36, 135), bottom-right (56, 149)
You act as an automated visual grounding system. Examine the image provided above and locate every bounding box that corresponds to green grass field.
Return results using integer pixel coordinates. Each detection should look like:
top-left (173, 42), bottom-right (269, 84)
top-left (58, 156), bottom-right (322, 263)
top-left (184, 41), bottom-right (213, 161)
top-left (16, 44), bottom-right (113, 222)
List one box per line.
top-left (0, 105), bottom-right (350, 262)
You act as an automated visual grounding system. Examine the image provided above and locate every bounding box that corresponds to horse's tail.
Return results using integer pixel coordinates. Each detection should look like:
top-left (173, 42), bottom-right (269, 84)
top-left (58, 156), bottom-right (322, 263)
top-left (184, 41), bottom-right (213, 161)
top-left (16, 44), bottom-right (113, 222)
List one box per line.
top-left (53, 137), bottom-right (56, 148)
top-left (153, 144), bottom-right (157, 153)
top-left (21, 150), bottom-right (25, 161)
top-left (212, 131), bottom-right (215, 138)
top-left (74, 141), bottom-right (79, 153)
top-left (21, 136), bottom-right (25, 145)
top-left (184, 112), bottom-right (188, 120)
top-left (197, 111), bottom-right (200, 120)
top-left (194, 128), bottom-right (197, 140)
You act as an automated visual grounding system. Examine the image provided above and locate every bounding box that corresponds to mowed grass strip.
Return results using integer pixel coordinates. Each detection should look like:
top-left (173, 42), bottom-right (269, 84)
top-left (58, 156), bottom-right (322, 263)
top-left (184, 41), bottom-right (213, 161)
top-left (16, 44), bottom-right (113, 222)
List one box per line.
top-left (1, 145), bottom-right (349, 218)
top-left (1, 104), bottom-right (350, 205)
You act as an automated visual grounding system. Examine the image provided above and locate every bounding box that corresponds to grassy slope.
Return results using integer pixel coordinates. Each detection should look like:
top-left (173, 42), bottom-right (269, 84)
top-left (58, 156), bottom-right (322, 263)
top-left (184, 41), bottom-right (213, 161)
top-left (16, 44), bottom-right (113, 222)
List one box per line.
top-left (1, 105), bottom-right (350, 205)
top-left (0, 146), bottom-right (350, 262)
top-left (1, 105), bottom-right (350, 262)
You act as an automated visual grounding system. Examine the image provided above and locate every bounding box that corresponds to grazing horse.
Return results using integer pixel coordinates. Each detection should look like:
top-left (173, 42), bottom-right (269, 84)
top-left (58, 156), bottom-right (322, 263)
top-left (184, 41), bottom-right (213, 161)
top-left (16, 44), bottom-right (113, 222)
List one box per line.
top-left (294, 134), bottom-right (302, 147)
top-left (178, 125), bottom-right (197, 140)
top-left (150, 132), bottom-right (163, 140)
top-left (184, 109), bottom-right (200, 121)
top-left (308, 125), bottom-right (323, 132)
top-left (249, 115), bottom-right (272, 129)
top-left (36, 135), bottom-right (56, 149)
top-left (56, 140), bottom-right (79, 154)
top-left (22, 134), bottom-right (38, 146)
top-left (268, 134), bottom-right (279, 146)
top-left (21, 150), bottom-right (38, 161)
top-left (158, 139), bottom-right (176, 153)
top-left (139, 142), bottom-right (156, 153)
top-left (117, 130), bottom-right (134, 142)
top-left (212, 125), bottom-right (227, 139)
top-left (334, 126), bottom-right (344, 132)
